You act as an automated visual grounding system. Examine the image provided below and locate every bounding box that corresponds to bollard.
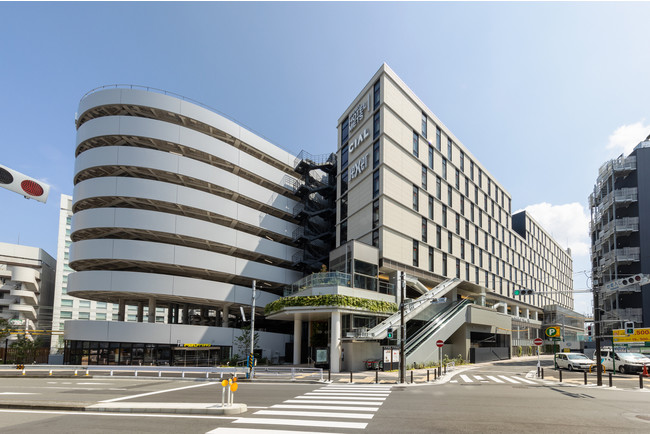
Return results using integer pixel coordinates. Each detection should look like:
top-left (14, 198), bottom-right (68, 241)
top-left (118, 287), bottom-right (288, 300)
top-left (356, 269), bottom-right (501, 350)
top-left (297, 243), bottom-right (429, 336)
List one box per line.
top-left (221, 379), bottom-right (228, 407)
top-left (609, 372), bottom-right (612, 387)
top-left (206, 372), bottom-right (209, 379)
top-left (411, 370), bottom-right (414, 384)
top-left (640, 374), bottom-right (644, 389)
top-left (559, 370), bottom-right (562, 382)
top-left (74, 370), bottom-right (78, 376)
top-left (541, 368), bottom-right (544, 379)
top-left (427, 370), bottom-right (430, 382)
top-left (135, 370), bottom-right (138, 377)
top-left (537, 365), bottom-right (540, 378)
top-left (182, 371), bottom-right (185, 378)
top-left (291, 368), bottom-right (295, 381)
top-left (159, 371), bottom-right (162, 377)
top-left (22, 369), bottom-right (26, 376)
top-left (437, 366), bottom-right (441, 378)
top-left (328, 369), bottom-right (331, 382)
top-left (584, 371), bottom-right (587, 385)
top-left (49, 370), bottom-right (53, 376)
top-left (444, 364), bottom-right (447, 375)
top-left (376, 370), bottom-right (378, 384)
top-left (434, 369), bottom-right (437, 380)
top-left (85, 369), bottom-right (90, 376)
top-left (110, 370), bottom-right (114, 376)
top-left (349, 371), bottom-right (353, 384)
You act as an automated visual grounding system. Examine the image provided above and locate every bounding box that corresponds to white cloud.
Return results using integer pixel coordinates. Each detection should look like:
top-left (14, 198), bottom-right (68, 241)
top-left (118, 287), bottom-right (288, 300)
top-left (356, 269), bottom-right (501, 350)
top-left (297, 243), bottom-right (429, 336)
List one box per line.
top-left (606, 120), bottom-right (650, 156)
top-left (521, 202), bottom-right (591, 258)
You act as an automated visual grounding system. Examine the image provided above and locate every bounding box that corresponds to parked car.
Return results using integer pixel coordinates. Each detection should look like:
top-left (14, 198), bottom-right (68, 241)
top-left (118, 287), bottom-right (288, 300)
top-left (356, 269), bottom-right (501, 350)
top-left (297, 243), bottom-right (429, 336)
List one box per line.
top-left (555, 352), bottom-right (595, 371)
top-left (601, 350), bottom-right (650, 374)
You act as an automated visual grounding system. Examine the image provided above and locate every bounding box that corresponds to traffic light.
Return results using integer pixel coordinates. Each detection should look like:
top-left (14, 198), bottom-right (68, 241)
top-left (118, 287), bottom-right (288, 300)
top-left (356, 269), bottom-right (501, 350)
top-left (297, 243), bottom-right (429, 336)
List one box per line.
top-left (387, 327), bottom-right (393, 339)
top-left (514, 289), bottom-right (534, 296)
top-left (587, 325), bottom-right (592, 336)
top-left (625, 321), bottom-right (635, 335)
top-left (621, 274), bottom-right (643, 286)
top-left (0, 164), bottom-right (50, 203)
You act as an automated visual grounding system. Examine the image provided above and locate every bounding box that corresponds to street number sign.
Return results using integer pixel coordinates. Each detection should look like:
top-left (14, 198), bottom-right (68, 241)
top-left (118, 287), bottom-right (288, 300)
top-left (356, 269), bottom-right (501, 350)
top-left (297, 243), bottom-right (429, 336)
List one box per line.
top-left (436, 340), bottom-right (444, 348)
top-left (533, 338), bottom-right (543, 346)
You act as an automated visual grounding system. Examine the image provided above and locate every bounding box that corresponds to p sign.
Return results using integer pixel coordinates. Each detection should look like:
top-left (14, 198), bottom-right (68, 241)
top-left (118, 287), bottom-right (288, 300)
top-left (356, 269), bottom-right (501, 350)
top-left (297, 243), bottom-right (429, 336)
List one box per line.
top-left (545, 327), bottom-right (560, 338)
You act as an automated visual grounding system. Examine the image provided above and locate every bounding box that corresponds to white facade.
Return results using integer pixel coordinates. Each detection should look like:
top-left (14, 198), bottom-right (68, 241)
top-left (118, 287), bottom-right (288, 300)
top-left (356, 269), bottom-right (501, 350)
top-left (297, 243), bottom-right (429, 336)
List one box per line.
top-left (65, 86), bottom-right (303, 364)
top-left (0, 242), bottom-right (56, 344)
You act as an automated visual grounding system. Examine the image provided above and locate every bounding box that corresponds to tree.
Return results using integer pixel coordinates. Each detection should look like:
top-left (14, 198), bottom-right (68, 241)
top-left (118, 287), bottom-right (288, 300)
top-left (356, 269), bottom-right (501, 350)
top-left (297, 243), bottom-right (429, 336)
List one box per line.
top-left (0, 318), bottom-right (9, 341)
top-left (234, 325), bottom-right (259, 360)
top-left (10, 336), bottom-right (43, 364)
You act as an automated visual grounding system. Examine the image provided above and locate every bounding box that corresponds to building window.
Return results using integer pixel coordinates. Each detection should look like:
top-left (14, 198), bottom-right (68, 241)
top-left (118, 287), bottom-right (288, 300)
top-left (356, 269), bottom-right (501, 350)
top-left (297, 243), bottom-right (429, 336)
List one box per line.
top-left (428, 195), bottom-right (434, 220)
top-left (78, 312), bottom-right (90, 320)
top-left (442, 253), bottom-right (448, 277)
top-left (442, 205), bottom-right (447, 227)
top-left (455, 213), bottom-right (460, 235)
top-left (456, 259), bottom-right (461, 278)
top-left (340, 195), bottom-right (348, 220)
top-left (429, 246), bottom-right (434, 272)
top-left (61, 299), bottom-right (73, 307)
top-left (448, 232), bottom-right (453, 254)
top-left (465, 220), bottom-right (470, 239)
top-left (413, 240), bottom-right (419, 267)
top-left (413, 131), bottom-right (419, 158)
top-left (436, 176), bottom-right (441, 199)
top-left (413, 184), bottom-right (419, 211)
top-left (436, 127), bottom-right (441, 151)
top-left (96, 313), bottom-right (107, 321)
top-left (455, 169), bottom-right (460, 189)
top-left (471, 245), bottom-right (475, 264)
top-left (422, 112), bottom-right (427, 138)
top-left (428, 146), bottom-right (434, 170)
top-left (460, 151), bottom-right (465, 171)
top-left (465, 177), bottom-right (469, 197)
top-left (373, 79), bottom-right (380, 110)
top-left (478, 169), bottom-right (483, 188)
top-left (442, 158), bottom-right (447, 179)
top-left (373, 111), bottom-right (380, 139)
top-left (60, 311), bottom-right (72, 319)
top-left (448, 139), bottom-right (453, 160)
top-left (466, 263), bottom-right (470, 281)
top-left (341, 169), bottom-right (348, 195)
top-left (470, 161), bottom-right (475, 181)
top-left (79, 300), bottom-right (90, 308)
top-left (422, 165), bottom-right (427, 190)
top-left (373, 199), bottom-right (379, 228)
top-left (422, 217), bottom-right (428, 243)
top-left (373, 170), bottom-right (379, 198)
top-left (436, 225), bottom-right (442, 249)
top-left (373, 140), bottom-right (380, 169)
top-left (372, 229), bottom-right (379, 247)
top-left (460, 197), bottom-right (465, 216)
top-left (448, 185), bottom-right (453, 206)
top-left (461, 240), bottom-right (465, 259)
top-left (342, 117), bottom-right (349, 144)
top-left (340, 221), bottom-right (347, 245)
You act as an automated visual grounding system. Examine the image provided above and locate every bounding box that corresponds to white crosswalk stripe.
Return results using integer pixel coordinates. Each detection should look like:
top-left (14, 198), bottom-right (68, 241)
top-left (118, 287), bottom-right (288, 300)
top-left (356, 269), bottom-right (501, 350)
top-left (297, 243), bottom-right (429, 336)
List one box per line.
top-left (486, 375), bottom-right (504, 383)
top-left (454, 374), bottom-right (543, 385)
top-left (460, 374), bottom-right (473, 383)
top-left (208, 384), bottom-right (391, 433)
top-left (498, 375), bottom-right (521, 384)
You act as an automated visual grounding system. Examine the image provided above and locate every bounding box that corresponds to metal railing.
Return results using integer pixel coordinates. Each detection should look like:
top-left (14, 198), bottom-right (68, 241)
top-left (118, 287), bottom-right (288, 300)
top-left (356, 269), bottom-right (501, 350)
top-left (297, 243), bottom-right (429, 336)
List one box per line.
top-left (284, 271), bottom-right (352, 296)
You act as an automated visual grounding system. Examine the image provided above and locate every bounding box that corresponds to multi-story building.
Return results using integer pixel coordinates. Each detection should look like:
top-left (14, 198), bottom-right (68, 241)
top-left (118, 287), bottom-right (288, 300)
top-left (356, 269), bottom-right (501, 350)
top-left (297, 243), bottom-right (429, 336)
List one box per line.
top-left (589, 134), bottom-right (650, 335)
top-left (50, 194), bottom-right (120, 356)
top-left (0, 242), bottom-right (56, 345)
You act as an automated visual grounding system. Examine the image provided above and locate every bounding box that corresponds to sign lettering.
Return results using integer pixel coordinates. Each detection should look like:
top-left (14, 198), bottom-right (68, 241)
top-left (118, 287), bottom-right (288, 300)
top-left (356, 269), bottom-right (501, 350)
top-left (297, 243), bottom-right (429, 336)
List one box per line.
top-left (348, 128), bottom-right (369, 154)
top-left (348, 94), bottom-right (370, 132)
top-left (349, 154), bottom-right (369, 179)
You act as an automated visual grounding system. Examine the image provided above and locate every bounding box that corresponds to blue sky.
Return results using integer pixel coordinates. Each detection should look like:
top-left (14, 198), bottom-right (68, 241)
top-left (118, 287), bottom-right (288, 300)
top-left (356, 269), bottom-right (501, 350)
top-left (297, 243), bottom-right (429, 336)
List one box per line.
top-left (2, 2), bottom-right (649, 315)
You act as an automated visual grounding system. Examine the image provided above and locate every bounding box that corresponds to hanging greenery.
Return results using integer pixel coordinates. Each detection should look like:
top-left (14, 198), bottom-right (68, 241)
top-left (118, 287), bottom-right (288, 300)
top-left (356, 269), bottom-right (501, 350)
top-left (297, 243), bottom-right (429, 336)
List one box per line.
top-left (264, 294), bottom-right (397, 315)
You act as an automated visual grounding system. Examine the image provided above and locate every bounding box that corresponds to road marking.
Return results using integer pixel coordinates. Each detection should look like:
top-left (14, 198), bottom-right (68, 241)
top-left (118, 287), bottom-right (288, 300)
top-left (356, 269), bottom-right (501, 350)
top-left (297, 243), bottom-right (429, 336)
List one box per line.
top-left (253, 410), bottom-right (374, 419)
top-left (0, 409), bottom-right (238, 420)
top-left (474, 375), bottom-right (485, 381)
top-left (517, 377), bottom-right (538, 384)
top-left (272, 404), bottom-right (379, 411)
top-left (486, 376), bottom-right (504, 383)
top-left (498, 375), bottom-right (521, 384)
top-left (284, 399), bottom-right (382, 405)
top-left (460, 375), bottom-right (473, 383)
top-left (0, 392), bottom-right (38, 395)
top-left (298, 395), bottom-right (386, 400)
top-left (232, 417), bottom-right (367, 429)
top-left (305, 392), bottom-right (389, 397)
top-left (99, 381), bottom-right (213, 403)
top-left (207, 428), bottom-right (333, 434)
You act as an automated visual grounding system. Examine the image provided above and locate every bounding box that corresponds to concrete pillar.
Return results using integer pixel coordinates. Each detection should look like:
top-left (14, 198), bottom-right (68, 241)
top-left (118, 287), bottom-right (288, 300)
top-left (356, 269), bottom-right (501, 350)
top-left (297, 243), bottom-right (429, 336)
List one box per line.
top-left (514, 306), bottom-right (520, 317)
top-left (183, 305), bottom-right (190, 325)
top-left (118, 299), bottom-right (126, 322)
top-left (524, 308), bottom-right (530, 320)
top-left (137, 302), bottom-right (144, 323)
top-left (222, 306), bottom-right (229, 328)
top-left (534, 311), bottom-right (539, 321)
top-left (148, 298), bottom-right (156, 323)
top-left (293, 318), bottom-right (302, 365)
top-left (330, 311), bottom-right (342, 373)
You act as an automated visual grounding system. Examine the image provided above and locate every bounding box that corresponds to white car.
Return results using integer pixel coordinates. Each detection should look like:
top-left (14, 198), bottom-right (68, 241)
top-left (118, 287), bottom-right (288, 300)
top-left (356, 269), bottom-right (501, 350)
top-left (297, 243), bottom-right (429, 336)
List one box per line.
top-left (555, 353), bottom-right (594, 371)
top-left (601, 351), bottom-right (650, 374)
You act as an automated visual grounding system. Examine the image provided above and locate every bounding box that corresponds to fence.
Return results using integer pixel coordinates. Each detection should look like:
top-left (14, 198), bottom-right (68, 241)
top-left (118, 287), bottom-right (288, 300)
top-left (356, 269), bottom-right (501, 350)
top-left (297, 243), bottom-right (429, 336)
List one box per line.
top-left (0, 348), bottom-right (50, 364)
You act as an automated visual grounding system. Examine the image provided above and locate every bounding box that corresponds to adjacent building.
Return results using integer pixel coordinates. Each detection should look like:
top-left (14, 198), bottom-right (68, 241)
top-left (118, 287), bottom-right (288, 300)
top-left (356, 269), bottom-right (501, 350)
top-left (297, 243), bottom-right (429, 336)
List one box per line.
top-left (0, 242), bottom-right (56, 345)
top-left (589, 134), bottom-right (650, 336)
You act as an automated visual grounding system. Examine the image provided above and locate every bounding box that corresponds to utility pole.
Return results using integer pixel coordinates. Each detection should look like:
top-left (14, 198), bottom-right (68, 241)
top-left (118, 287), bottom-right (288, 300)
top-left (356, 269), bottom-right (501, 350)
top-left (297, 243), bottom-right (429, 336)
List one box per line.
top-left (593, 282), bottom-right (603, 386)
top-left (399, 271), bottom-right (406, 384)
top-left (250, 280), bottom-right (256, 378)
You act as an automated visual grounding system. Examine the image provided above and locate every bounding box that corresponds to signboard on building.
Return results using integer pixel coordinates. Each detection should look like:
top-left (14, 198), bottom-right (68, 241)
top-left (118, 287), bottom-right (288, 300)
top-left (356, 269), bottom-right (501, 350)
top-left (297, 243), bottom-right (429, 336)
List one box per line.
top-left (613, 328), bottom-right (650, 343)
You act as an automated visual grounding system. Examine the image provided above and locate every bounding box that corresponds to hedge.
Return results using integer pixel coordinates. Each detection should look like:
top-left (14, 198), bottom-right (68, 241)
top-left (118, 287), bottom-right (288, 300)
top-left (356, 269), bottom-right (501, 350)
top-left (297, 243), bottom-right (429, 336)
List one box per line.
top-left (264, 294), bottom-right (398, 315)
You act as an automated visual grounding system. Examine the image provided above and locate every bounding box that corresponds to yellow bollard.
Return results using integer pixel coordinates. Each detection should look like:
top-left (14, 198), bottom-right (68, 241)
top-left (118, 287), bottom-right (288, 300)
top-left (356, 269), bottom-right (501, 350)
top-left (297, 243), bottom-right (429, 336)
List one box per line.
top-left (22, 369), bottom-right (26, 376)
top-left (221, 379), bottom-right (228, 407)
top-left (49, 370), bottom-right (53, 376)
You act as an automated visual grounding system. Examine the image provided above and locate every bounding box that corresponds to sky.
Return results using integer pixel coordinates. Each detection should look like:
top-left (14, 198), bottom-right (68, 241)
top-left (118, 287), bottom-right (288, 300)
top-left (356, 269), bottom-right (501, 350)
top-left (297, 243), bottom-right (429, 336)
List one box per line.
top-left (1, 2), bottom-right (650, 316)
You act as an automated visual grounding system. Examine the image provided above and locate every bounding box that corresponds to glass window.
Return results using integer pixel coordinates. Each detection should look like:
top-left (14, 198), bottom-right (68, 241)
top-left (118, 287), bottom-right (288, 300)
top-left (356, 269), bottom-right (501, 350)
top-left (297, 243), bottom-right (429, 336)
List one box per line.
top-left (428, 146), bottom-right (434, 169)
top-left (422, 217), bottom-right (427, 242)
top-left (372, 229), bottom-right (379, 247)
top-left (460, 151), bottom-right (465, 171)
top-left (373, 111), bottom-right (380, 139)
top-left (341, 169), bottom-right (348, 195)
top-left (470, 161), bottom-right (474, 181)
top-left (455, 213), bottom-right (460, 235)
top-left (96, 313), bottom-right (107, 321)
top-left (436, 127), bottom-right (441, 151)
top-left (442, 159), bottom-right (447, 179)
top-left (61, 299), bottom-right (73, 307)
top-left (373, 140), bottom-right (380, 169)
top-left (340, 221), bottom-right (347, 245)
top-left (79, 300), bottom-right (90, 308)
top-left (460, 197), bottom-right (465, 216)
top-left (340, 195), bottom-right (348, 220)
top-left (373, 170), bottom-right (379, 198)
top-left (442, 253), bottom-right (448, 277)
top-left (373, 199), bottom-right (379, 228)
top-left (60, 311), bottom-right (72, 319)
top-left (428, 195), bottom-right (434, 220)
top-left (461, 240), bottom-right (465, 259)
top-left (78, 312), bottom-right (90, 320)
top-left (413, 131), bottom-right (419, 158)
top-left (436, 176), bottom-right (441, 199)
top-left (373, 79), bottom-right (380, 110)
top-left (413, 185), bottom-right (419, 211)
top-left (96, 302), bottom-right (107, 309)
top-left (448, 139), bottom-right (453, 160)
top-left (448, 232), bottom-right (453, 254)
top-left (429, 247), bottom-right (434, 272)
top-left (422, 112), bottom-right (427, 138)
top-left (448, 185), bottom-right (452, 206)
top-left (465, 177), bottom-right (469, 197)
top-left (413, 240), bottom-right (419, 267)
top-left (442, 205), bottom-right (447, 227)
top-left (455, 169), bottom-right (460, 189)
top-left (421, 165), bottom-right (427, 190)
top-left (341, 145), bottom-right (349, 171)
top-left (456, 259), bottom-right (461, 279)
top-left (436, 225), bottom-right (442, 249)
top-left (341, 117), bottom-right (349, 144)
top-left (478, 169), bottom-right (483, 188)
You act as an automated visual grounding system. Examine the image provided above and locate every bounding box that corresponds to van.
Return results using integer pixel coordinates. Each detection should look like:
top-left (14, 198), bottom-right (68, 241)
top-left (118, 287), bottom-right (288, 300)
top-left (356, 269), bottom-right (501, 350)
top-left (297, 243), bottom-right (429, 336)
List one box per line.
top-left (554, 352), bottom-right (594, 371)
top-left (601, 350), bottom-right (650, 374)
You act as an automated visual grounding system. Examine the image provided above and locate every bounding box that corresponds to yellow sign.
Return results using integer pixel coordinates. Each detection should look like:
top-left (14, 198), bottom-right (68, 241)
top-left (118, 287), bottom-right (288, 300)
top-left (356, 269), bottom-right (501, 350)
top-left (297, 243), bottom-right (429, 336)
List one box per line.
top-left (183, 343), bottom-right (211, 347)
top-left (545, 327), bottom-right (560, 338)
top-left (613, 328), bottom-right (650, 343)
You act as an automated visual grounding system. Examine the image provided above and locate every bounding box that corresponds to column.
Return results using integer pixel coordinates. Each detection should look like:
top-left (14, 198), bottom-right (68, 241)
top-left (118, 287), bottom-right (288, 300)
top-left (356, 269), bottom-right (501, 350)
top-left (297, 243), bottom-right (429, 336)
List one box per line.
top-left (330, 311), bottom-right (342, 373)
top-left (222, 306), bottom-right (230, 328)
top-left (148, 298), bottom-right (156, 323)
top-left (293, 318), bottom-right (302, 365)
top-left (183, 305), bottom-right (190, 325)
top-left (524, 308), bottom-right (530, 320)
top-left (118, 299), bottom-right (126, 322)
top-left (137, 302), bottom-right (144, 323)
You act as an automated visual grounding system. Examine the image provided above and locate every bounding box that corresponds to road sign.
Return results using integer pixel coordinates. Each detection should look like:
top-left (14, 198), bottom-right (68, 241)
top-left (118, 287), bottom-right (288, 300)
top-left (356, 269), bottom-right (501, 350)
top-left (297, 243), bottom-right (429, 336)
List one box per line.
top-left (436, 340), bottom-right (444, 348)
top-left (613, 328), bottom-right (650, 343)
top-left (533, 338), bottom-right (543, 346)
top-left (545, 327), bottom-right (560, 338)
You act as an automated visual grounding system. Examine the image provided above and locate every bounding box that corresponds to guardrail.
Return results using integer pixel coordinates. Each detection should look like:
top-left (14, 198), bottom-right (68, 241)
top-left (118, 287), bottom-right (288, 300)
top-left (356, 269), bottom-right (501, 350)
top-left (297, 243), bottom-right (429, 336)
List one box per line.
top-left (252, 366), bottom-right (324, 382)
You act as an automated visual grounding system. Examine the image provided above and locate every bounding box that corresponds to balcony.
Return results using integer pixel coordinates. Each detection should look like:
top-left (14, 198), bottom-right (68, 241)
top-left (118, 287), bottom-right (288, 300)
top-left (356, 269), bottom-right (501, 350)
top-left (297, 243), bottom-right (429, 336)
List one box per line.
top-left (600, 187), bottom-right (638, 210)
top-left (600, 247), bottom-right (640, 269)
top-left (600, 217), bottom-right (639, 241)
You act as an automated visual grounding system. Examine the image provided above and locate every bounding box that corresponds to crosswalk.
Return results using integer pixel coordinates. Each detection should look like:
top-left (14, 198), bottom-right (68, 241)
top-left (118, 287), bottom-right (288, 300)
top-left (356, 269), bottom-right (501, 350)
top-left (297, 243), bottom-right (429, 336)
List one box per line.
top-left (206, 384), bottom-right (391, 433)
top-left (453, 374), bottom-right (544, 385)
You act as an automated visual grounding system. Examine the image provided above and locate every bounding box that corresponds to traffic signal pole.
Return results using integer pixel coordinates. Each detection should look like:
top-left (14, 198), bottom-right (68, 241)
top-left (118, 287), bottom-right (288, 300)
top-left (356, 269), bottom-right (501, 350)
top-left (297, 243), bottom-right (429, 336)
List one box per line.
top-left (399, 271), bottom-right (406, 384)
top-left (593, 286), bottom-right (603, 386)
